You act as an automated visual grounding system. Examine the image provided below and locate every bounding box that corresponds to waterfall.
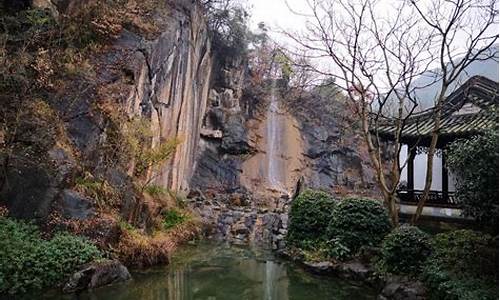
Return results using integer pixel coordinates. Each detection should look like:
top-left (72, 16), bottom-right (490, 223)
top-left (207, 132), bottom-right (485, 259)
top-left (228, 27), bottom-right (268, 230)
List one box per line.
top-left (266, 78), bottom-right (285, 192)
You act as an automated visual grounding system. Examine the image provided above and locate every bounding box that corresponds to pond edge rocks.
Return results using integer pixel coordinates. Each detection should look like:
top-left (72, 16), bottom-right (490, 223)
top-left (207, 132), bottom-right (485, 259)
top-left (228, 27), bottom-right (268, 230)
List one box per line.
top-left (63, 260), bottom-right (131, 293)
top-left (276, 249), bottom-right (427, 300)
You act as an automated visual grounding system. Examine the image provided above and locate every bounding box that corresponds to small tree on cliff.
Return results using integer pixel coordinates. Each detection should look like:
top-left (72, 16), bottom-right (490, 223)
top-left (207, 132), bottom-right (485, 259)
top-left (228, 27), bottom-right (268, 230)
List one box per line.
top-left (284, 0), bottom-right (498, 225)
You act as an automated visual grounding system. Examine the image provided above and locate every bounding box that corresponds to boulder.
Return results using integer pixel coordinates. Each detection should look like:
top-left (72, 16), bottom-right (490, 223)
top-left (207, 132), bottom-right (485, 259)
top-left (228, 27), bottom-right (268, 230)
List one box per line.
top-left (60, 189), bottom-right (95, 219)
top-left (338, 261), bottom-right (371, 281)
top-left (303, 261), bottom-right (335, 274)
top-left (63, 260), bottom-right (131, 293)
top-left (378, 276), bottom-right (426, 300)
top-left (221, 114), bottom-right (253, 155)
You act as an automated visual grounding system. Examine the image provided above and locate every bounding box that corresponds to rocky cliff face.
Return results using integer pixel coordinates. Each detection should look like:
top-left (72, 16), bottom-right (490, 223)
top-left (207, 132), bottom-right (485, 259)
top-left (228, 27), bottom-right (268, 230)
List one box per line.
top-left (191, 72), bottom-right (377, 199)
top-left (189, 64), bottom-right (378, 248)
top-left (1, 0), bottom-right (377, 247)
top-left (120, 3), bottom-right (212, 192)
top-left (287, 90), bottom-right (377, 195)
top-left (1, 0), bottom-right (212, 221)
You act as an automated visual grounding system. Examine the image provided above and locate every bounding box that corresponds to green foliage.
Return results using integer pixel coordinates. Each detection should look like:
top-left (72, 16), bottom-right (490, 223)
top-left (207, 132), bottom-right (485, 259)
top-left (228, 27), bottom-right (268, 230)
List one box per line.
top-left (427, 230), bottom-right (497, 278)
top-left (299, 241), bottom-right (331, 262)
top-left (75, 173), bottom-right (119, 209)
top-left (286, 189), bottom-right (336, 248)
top-left (0, 217), bottom-right (101, 295)
top-left (326, 197), bottom-right (391, 257)
top-left (447, 128), bottom-right (499, 231)
top-left (274, 51), bottom-right (293, 81)
top-left (162, 210), bottom-right (189, 230)
top-left (207, 3), bottom-right (250, 67)
top-left (325, 237), bottom-right (352, 261)
top-left (379, 225), bottom-right (431, 275)
top-left (118, 219), bottom-right (136, 232)
top-left (144, 184), bottom-right (169, 197)
top-left (422, 230), bottom-right (498, 300)
top-left (38, 233), bottom-right (103, 286)
top-left (135, 138), bottom-right (180, 176)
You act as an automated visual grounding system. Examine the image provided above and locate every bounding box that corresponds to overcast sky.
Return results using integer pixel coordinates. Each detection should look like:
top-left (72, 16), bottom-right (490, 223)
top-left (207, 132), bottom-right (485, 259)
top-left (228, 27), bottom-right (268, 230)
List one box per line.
top-left (249, 0), bottom-right (309, 35)
top-left (248, 0), bottom-right (498, 46)
top-left (247, 0), bottom-right (498, 90)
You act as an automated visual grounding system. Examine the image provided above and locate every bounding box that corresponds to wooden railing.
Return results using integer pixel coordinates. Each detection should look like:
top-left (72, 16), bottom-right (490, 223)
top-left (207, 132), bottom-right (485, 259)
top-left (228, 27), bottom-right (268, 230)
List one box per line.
top-left (397, 190), bottom-right (458, 208)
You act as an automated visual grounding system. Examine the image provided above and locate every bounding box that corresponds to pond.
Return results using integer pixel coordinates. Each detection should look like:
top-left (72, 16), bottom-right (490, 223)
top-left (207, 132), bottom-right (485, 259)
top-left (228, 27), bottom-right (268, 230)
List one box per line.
top-left (39, 242), bottom-right (376, 300)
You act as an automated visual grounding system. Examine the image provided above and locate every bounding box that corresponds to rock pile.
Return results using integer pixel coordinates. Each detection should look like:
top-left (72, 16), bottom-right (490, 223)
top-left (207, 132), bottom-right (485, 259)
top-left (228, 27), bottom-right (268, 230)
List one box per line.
top-left (188, 190), bottom-right (290, 250)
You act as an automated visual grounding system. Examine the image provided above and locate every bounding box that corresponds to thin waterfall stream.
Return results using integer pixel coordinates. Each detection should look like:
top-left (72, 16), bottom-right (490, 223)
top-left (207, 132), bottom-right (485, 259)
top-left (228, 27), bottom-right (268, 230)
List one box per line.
top-left (266, 78), bottom-right (286, 193)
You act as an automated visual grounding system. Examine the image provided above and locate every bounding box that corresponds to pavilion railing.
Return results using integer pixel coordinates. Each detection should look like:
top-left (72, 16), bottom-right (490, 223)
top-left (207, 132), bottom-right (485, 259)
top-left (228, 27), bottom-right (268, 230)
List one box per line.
top-left (397, 190), bottom-right (458, 208)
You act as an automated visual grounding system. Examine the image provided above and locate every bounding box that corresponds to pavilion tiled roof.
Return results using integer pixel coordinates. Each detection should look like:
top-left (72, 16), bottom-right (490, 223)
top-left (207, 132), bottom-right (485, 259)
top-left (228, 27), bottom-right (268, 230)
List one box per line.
top-left (376, 76), bottom-right (498, 144)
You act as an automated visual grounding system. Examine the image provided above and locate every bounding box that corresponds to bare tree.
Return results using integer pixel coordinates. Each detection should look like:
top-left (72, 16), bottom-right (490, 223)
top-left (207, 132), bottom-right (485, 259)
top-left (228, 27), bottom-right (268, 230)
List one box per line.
top-left (408, 0), bottom-right (498, 223)
top-left (283, 0), bottom-right (497, 225)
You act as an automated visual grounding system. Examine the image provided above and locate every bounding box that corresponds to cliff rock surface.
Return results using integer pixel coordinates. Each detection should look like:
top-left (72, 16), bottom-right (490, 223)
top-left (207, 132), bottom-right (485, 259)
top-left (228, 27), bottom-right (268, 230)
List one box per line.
top-left (1, 0), bottom-right (212, 222)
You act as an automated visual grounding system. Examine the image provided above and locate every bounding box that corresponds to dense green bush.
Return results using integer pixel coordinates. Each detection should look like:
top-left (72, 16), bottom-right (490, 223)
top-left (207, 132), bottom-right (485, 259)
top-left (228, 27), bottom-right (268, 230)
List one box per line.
top-left (380, 225), bottom-right (431, 275)
top-left (422, 230), bottom-right (498, 300)
top-left (447, 128), bottom-right (499, 231)
top-left (286, 189), bottom-right (336, 249)
top-left (326, 197), bottom-right (391, 257)
top-left (0, 217), bottom-right (102, 295)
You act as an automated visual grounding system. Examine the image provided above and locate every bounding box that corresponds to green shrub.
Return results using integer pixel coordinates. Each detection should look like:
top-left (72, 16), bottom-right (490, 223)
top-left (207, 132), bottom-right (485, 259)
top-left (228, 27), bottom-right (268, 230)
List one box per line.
top-left (144, 184), bottom-right (169, 197)
top-left (422, 230), bottom-right (498, 300)
top-left (286, 189), bottom-right (336, 248)
top-left (326, 197), bottom-right (391, 257)
top-left (162, 210), bottom-right (189, 230)
top-left (447, 127), bottom-right (499, 232)
top-left (427, 230), bottom-right (497, 279)
top-left (380, 225), bottom-right (431, 275)
top-left (0, 217), bottom-right (102, 295)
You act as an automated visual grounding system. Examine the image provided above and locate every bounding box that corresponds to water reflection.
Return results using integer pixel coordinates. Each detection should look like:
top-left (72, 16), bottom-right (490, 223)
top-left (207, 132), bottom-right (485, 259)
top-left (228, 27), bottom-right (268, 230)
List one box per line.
top-left (35, 242), bottom-right (375, 300)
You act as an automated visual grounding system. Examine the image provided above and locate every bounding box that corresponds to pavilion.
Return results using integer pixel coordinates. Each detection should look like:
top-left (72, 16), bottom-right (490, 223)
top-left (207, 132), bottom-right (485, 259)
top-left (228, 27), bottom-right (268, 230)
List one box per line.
top-left (377, 76), bottom-right (498, 217)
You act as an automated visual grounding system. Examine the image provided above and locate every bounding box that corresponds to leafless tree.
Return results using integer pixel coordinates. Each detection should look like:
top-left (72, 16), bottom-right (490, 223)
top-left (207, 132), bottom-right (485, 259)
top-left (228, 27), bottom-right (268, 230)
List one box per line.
top-left (283, 0), bottom-right (498, 225)
top-left (408, 0), bottom-right (498, 223)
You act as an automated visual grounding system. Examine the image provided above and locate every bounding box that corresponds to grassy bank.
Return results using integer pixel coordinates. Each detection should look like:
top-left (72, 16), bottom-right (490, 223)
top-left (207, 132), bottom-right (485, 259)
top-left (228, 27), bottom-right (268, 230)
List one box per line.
top-left (0, 205), bottom-right (200, 296)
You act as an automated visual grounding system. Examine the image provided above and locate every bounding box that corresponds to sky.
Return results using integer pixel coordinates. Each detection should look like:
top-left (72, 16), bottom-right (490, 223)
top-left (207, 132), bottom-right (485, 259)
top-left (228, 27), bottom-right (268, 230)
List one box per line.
top-left (249, 0), bottom-right (309, 35)
top-left (247, 0), bottom-right (498, 91)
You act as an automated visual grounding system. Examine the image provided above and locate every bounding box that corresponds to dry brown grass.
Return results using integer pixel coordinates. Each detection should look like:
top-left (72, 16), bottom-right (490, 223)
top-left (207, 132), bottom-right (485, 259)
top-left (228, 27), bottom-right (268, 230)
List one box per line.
top-left (115, 217), bottom-right (200, 268)
top-left (45, 208), bottom-right (201, 269)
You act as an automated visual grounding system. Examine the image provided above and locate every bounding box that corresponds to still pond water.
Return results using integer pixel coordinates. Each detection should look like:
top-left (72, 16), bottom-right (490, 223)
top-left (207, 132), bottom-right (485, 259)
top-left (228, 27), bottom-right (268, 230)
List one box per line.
top-left (41, 242), bottom-right (376, 300)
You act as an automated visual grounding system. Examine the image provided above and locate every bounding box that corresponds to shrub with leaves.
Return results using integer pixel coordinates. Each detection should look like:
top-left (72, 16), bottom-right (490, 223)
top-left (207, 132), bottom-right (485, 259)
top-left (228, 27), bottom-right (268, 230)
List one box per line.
top-left (286, 189), bottom-right (336, 249)
top-left (379, 225), bottom-right (431, 275)
top-left (144, 184), bottom-right (169, 197)
top-left (447, 128), bottom-right (499, 231)
top-left (0, 217), bottom-right (101, 295)
top-left (162, 209), bottom-right (189, 230)
top-left (326, 197), bottom-right (391, 258)
top-left (75, 173), bottom-right (119, 209)
top-left (422, 230), bottom-right (498, 300)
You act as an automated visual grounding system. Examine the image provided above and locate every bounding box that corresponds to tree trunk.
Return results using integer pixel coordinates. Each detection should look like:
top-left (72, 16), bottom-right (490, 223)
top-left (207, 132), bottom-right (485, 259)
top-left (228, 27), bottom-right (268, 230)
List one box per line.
top-left (411, 89), bottom-right (446, 224)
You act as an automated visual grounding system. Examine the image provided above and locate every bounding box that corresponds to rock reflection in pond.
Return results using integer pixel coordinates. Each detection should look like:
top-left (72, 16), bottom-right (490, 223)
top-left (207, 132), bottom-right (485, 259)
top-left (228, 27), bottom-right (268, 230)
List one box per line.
top-left (35, 242), bottom-right (375, 300)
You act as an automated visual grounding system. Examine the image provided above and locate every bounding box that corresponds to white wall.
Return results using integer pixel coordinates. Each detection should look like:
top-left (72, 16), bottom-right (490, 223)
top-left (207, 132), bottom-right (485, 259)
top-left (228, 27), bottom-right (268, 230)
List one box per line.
top-left (399, 145), bottom-right (456, 192)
